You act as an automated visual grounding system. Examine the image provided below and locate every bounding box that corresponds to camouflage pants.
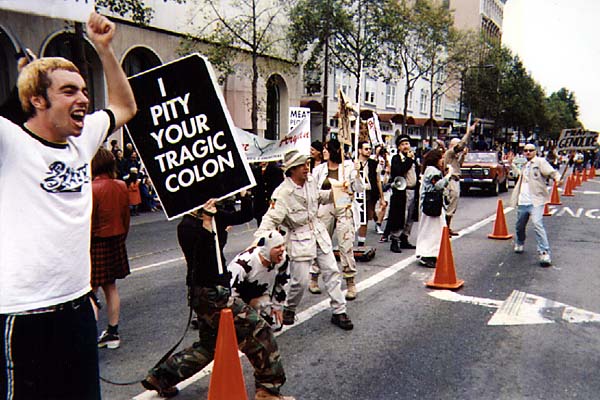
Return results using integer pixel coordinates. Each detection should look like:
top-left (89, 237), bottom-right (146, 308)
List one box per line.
top-left (148, 286), bottom-right (286, 394)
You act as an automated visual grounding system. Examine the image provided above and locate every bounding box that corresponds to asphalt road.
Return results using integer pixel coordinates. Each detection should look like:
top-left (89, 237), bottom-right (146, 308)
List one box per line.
top-left (98, 176), bottom-right (600, 400)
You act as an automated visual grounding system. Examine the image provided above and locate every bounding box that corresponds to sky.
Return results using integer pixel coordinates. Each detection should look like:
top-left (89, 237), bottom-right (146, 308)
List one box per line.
top-left (502, 0), bottom-right (600, 131)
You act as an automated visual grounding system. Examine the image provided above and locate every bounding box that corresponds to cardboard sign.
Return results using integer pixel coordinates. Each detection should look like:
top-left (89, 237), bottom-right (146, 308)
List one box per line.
top-left (0, 0), bottom-right (94, 22)
top-left (557, 129), bottom-right (599, 151)
top-left (124, 54), bottom-right (255, 220)
top-left (235, 118), bottom-right (310, 162)
top-left (289, 107), bottom-right (310, 133)
top-left (366, 113), bottom-right (384, 145)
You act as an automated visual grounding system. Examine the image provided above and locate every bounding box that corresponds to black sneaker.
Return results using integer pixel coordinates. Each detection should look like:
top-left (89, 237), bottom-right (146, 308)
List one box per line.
top-left (331, 313), bottom-right (354, 330)
top-left (141, 375), bottom-right (179, 398)
top-left (418, 257), bottom-right (437, 268)
top-left (400, 240), bottom-right (416, 249)
top-left (282, 308), bottom-right (295, 325)
top-left (378, 235), bottom-right (388, 243)
top-left (97, 330), bottom-right (120, 349)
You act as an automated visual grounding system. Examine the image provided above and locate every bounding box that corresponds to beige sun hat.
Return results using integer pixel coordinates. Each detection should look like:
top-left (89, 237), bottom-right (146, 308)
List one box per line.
top-left (282, 149), bottom-right (309, 172)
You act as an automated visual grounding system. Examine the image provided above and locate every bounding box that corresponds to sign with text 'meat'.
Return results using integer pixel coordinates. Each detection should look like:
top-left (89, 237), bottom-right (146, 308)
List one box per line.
top-left (125, 54), bottom-right (255, 220)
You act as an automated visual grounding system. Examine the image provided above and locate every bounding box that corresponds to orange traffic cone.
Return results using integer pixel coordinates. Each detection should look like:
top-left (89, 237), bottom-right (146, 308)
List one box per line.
top-left (591, 166), bottom-right (596, 178)
top-left (488, 199), bottom-right (513, 240)
top-left (543, 203), bottom-right (552, 217)
top-left (577, 170), bottom-right (583, 186)
top-left (426, 226), bottom-right (464, 290)
top-left (563, 175), bottom-right (574, 197)
top-left (548, 182), bottom-right (562, 205)
top-left (582, 168), bottom-right (588, 182)
top-left (208, 309), bottom-right (248, 400)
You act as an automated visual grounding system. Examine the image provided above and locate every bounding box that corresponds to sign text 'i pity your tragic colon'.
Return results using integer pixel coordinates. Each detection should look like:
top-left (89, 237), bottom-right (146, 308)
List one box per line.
top-left (147, 78), bottom-right (235, 193)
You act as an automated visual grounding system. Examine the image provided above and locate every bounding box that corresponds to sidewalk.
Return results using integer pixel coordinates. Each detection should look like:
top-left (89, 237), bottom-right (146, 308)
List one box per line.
top-left (129, 209), bottom-right (170, 227)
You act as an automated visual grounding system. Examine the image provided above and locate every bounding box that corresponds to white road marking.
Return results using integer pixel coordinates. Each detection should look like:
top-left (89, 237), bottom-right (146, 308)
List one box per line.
top-left (428, 290), bottom-right (504, 308)
top-left (130, 257), bottom-right (184, 273)
top-left (488, 290), bottom-right (600, 325)
top-left (429, 290), bottom-right (600, 326)
top-left (133, 206), bottom-right (512, 398)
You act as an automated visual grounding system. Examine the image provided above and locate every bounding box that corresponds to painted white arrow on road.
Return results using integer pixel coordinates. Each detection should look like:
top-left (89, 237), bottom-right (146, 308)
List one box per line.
top-left (429, 290), bottom-right (600, 326)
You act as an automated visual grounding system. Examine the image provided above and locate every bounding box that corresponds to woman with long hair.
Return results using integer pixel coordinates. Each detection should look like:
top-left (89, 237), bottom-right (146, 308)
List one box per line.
top-left (415, 149), bottom-right (452, 268)
top-left (309, 139), bottom-right (364, 300)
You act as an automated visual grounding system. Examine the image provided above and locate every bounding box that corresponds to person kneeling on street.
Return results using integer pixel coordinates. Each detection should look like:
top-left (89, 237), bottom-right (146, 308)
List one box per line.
top-left (142, 199), bottom-right (294, 400)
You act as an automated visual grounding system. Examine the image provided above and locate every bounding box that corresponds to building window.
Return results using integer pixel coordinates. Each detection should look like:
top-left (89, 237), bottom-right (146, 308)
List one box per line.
top-left (419, 89), bottom-right (429, 114)
top-left (436, 66), bottom-right (444, 82)
top-left (333, 69), bottom-right (351, 99)
top-left (122, 47), bottom-right (161, 77)
top-left (434, 95), bottom-right (442, 116)
top-left (0, 28), bottom-right (17, 106)
top-left (364, 79), bottom-right (376, 105)
top-left (407, 90), bottom-right (414, 111)
top-left (266, 79), bottom-right (280, 140)
top-left (385, 84), bottom-right (396, 108)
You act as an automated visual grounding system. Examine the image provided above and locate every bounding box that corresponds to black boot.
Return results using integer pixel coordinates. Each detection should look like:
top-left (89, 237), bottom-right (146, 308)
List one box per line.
top-left (390, 239), bottom-right (402, 253)
top-left (399, 234), bottom-right (416, 249)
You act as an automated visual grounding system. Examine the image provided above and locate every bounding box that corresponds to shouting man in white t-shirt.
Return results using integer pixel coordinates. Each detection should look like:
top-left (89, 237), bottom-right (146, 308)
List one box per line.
top-left (0, 12), bottom-right (136, 400)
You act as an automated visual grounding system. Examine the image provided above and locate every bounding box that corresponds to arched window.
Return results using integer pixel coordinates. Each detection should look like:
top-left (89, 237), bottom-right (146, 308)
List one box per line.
top-left (0, 27), bottom-right (17, 105)
top-left (42, 32), bottom-right (103, 111)
top-left (122, 46), bottom-right (161, 77)
top-left (265, 76), bottom-right (281, 140)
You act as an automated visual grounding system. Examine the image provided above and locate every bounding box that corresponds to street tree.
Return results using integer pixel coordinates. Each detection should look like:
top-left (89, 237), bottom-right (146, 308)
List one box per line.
top-left (181, 0), bottom-right (288, 134)
top-left (379, 0), bottom-right (437, 134)
top-left (419, 0), bottom-right (456, 140)
top-left (545, 89), bottom-right (581, 138)
top-left (288, 0), bottom-right (349, 140)
top-left (327, 0), bottom-right (386, 104)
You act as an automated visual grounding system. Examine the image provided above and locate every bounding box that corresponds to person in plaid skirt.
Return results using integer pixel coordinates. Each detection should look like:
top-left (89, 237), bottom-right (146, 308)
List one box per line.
top-left (91, 147), bottom-right (131, 349)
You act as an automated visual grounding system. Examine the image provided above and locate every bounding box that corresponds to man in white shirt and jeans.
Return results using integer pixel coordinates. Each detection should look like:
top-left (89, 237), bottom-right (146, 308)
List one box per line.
top-left (0, 12), bottom-right (136, 399)
top-left (510, 143), bottom-right (562, 266)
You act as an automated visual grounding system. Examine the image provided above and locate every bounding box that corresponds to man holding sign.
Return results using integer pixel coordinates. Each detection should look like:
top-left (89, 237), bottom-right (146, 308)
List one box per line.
top-left (124, 54), bottom-right (255, 220)
top-left (0, 12), bottom-right (136, 400)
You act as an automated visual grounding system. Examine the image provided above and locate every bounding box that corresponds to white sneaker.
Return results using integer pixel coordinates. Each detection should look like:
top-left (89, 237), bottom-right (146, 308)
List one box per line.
top-left (376, 225), bottom-right (384, 235)
top-left (539, 252), bottom-right (552, 266)
top-left (514, 244), bottom-right (524, 253)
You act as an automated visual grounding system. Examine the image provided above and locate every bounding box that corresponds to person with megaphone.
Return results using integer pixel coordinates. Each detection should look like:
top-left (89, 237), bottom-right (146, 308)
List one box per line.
top-left (381, 134), bottom-right (418, 253)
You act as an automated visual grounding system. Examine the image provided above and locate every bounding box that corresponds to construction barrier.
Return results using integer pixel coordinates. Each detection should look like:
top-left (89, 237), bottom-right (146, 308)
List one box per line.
top-left (426, 226), bottom-right (464, 290)
top-left (208, 309), bottom-right (248, 400)
top-left (488, 199), bottom-right (513, 240)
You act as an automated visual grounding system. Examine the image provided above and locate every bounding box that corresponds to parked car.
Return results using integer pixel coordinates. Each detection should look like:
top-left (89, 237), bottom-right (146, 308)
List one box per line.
top-left (460, 151), bottom-right (510, 195)
top-left (508, 156), bottom-right (527, 186)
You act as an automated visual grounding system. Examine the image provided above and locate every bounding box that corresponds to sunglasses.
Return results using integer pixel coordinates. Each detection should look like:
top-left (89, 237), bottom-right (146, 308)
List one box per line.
top-left (524, 149), bottom-right (535, 152)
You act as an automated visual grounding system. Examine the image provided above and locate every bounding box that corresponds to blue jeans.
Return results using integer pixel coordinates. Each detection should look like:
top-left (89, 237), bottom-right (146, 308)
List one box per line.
top-left (515, 204), bottom-right (551, 256)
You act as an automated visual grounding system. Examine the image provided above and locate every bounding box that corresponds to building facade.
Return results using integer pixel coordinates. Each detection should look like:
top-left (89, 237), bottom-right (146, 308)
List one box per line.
top-left (0, 3), bottom-right (302, 144)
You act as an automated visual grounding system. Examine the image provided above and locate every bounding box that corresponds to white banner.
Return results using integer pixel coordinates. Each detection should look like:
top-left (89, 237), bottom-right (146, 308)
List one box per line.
top-left (0, 0), bottom-right (94, 22)
top-left (367, 113), bottom-right (384, 145)
top-left (557, 129), bottom-right (599, 151)
top-left (289, 107), bottom-right (310, 133)
top-left (236, 117), bottom-right (311, 162)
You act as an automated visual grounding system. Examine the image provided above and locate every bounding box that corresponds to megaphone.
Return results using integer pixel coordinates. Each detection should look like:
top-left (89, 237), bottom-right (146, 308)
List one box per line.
top-left (390, 176), bottom-right (407, 191)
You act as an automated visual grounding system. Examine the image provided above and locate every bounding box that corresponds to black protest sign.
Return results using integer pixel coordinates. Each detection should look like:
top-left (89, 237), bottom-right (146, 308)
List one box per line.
top-left (125, 54), bottom-right (255, 220)
top-left (557, 129), bottom-right (599, 152)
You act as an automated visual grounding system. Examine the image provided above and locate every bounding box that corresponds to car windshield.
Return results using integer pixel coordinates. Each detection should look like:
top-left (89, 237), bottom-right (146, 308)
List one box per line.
top-left (465, 153), bottom-right (497, 163)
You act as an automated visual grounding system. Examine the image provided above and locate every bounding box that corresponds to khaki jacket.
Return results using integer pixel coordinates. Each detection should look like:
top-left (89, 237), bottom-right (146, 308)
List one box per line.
top-left (255, 176), bottom-right (333, 261)
top-left (510, 156), bottom-right (561, 207)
